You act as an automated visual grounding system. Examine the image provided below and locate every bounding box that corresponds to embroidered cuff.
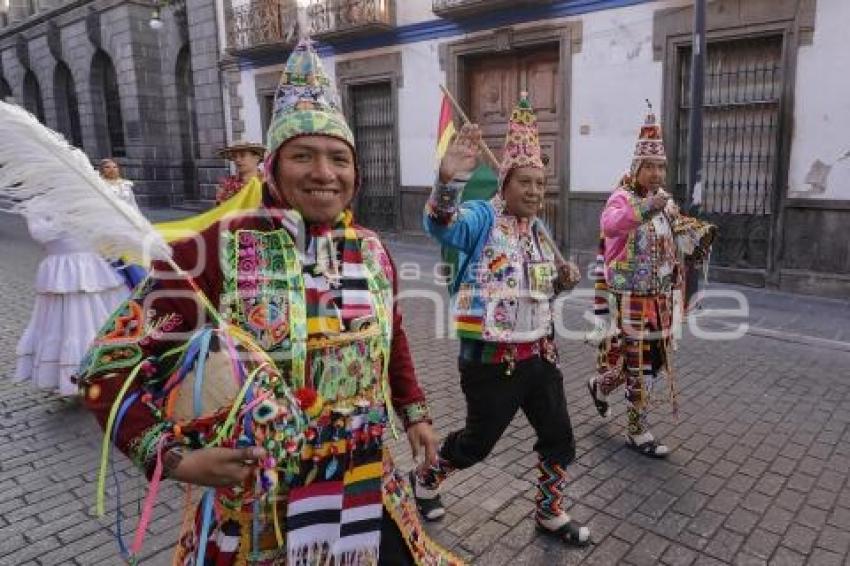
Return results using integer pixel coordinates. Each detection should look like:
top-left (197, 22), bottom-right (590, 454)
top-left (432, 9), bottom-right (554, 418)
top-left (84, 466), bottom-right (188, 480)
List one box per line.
top-left (129, 422), bottom-right (169, 480)
top-left (400, 401), bottom-right (432, 429)
top-left (425, 174), bottom-right (470, 226)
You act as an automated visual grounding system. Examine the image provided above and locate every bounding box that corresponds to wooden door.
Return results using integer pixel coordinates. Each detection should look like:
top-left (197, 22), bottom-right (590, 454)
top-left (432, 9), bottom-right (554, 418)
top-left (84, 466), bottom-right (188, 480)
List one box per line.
top-left (466, 45), bottom-right (562, 240)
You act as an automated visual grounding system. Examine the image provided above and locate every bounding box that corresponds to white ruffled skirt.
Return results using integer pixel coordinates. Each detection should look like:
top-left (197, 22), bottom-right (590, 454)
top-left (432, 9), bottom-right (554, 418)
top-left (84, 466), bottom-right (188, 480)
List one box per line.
top-left (14, 252), bottom-right (129, 396)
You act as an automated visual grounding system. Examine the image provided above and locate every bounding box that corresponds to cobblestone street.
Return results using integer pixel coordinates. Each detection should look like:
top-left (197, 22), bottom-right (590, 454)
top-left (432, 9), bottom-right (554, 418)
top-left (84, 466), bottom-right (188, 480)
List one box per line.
top-left (1, 210), bottom-right (849, 566)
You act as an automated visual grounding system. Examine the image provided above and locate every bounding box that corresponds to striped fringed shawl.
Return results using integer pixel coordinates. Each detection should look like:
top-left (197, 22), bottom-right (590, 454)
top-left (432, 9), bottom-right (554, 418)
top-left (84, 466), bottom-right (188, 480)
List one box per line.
top-left (272, 208), bottom-right (387, 564)
top-left (590, 235), bottom-right (680, 415)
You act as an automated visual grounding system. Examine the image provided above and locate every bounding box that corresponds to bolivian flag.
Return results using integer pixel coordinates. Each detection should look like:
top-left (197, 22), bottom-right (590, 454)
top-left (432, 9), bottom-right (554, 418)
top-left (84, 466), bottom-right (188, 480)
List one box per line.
top-left (436, 94), bottom-right (457, 160)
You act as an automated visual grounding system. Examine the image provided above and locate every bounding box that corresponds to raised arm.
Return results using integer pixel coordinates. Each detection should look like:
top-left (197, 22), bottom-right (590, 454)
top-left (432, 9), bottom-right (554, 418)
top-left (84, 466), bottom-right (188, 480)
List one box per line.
top-left (423, 123), bottom-right (492, 254)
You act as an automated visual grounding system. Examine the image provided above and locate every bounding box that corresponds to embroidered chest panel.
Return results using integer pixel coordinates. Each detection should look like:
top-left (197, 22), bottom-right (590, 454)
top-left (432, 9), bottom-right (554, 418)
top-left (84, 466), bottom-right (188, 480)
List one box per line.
top-left (219, 228), bottom-right (393, 399)
top-left (456, 216), bottom-right (557, 342)
top-left (608, 193), bottom-right (678, 295)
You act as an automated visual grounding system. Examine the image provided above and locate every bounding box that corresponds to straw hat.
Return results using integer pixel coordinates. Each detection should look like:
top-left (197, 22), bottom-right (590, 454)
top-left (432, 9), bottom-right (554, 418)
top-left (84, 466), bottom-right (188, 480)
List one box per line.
top-left (219, 140), bottom-right (266, 159)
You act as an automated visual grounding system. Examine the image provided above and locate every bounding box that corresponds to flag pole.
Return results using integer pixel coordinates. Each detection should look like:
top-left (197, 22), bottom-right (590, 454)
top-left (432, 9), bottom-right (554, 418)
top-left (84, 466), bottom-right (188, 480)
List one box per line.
top-left (438, 84), bottom-right (570, 269)
top-left (439, 84), bottom-right (500, 169)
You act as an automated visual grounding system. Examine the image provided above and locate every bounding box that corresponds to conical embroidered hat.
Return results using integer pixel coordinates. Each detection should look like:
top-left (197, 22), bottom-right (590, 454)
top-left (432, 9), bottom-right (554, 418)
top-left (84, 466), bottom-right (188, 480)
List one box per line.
top-left (265, 38), bottom-right (355, 163)
top-left (498, 92), bottom-right (545, 188)
top-left (630, 101), bottom-right (667, 175)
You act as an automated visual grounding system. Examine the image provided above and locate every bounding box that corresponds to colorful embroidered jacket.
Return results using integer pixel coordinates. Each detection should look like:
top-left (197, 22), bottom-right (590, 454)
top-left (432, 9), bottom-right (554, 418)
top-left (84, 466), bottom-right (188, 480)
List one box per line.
top-left (593, 185), bottom-right (685, 415)
top-left (423, 177), bottom-right (563, 363)
top-left (600, 185), bottom-right (679, 296)
top-left (77, 190), bottom-right (460, 565)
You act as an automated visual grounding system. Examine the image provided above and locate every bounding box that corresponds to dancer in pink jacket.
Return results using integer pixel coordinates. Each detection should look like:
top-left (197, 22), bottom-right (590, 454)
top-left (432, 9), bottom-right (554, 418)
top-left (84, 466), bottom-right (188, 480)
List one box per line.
top-left (588, 105), bottom-right (682, 459)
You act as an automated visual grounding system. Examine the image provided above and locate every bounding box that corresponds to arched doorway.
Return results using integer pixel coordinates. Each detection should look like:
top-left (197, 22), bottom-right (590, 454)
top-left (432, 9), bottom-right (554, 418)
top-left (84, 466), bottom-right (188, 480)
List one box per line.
top-left (22, 70), bottom-right (45, 122)
top-left (54, 62), bottom-right (83, 147)
top-left (91, 50), bottom-right (126, 157)
top-left (176, 45), bottom-right (200, 200)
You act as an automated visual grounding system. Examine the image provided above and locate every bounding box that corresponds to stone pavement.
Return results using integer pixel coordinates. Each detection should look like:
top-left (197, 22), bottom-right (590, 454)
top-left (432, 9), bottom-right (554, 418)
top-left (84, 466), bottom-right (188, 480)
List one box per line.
top-left (1, 211), bottom-right (849, 565)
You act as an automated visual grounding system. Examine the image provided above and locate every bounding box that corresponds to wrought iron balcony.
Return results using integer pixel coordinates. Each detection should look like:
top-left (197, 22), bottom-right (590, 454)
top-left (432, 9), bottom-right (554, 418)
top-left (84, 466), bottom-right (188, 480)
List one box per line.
top-left (306, 0), bottom-right (395, 42)
top-left (432, 0), bottom-right (554, 19)
top-left (226, 0), bottom-right (298, 54)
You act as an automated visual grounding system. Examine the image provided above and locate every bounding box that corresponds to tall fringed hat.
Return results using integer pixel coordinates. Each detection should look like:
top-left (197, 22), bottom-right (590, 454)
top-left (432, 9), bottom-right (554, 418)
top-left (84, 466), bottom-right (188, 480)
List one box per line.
top-left (499, 92), bottom-right (545, 188)
top-left (630, 100), bottom-right (667, 176)
top-left (264, 38), bottom-right (355, 174)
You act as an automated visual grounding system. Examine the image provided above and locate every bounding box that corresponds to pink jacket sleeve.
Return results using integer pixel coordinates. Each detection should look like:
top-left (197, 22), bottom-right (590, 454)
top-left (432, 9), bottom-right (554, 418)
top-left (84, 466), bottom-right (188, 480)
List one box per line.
top-left (600, 190), bottom-right (651, 238)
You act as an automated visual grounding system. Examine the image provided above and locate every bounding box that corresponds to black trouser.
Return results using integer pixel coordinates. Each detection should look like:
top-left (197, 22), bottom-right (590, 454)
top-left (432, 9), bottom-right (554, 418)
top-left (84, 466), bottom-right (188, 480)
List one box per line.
top-left (440, 356), bottom-right (576, 470)
top-left (378, 510), bottom-right (415, 566)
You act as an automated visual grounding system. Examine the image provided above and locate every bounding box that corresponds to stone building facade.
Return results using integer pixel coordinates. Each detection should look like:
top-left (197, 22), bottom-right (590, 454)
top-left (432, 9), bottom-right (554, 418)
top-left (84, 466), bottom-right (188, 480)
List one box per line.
top-left (0, 0), bottom-right (229, 205)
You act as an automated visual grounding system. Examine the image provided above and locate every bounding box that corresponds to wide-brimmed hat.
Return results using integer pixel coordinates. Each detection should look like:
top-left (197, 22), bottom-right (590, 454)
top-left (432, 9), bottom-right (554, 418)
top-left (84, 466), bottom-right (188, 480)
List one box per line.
top-left (219, 140), bottom-right (266, 159)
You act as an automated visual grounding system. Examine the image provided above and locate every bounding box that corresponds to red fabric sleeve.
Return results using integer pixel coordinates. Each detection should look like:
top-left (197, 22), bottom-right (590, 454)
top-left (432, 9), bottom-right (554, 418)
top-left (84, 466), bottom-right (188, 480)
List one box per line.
top-left (385, 252), bottom-right (431, 428)
top-left (80, 230), bottom-right (222, 478)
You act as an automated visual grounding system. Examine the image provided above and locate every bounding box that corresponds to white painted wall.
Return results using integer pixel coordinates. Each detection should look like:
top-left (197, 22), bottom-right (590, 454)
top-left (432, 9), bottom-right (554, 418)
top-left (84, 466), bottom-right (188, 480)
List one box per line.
top-left (238, 68), bottom-right (262, 142)
top-left (569, 1), bottom-right (686, 191)
top-left (788, 0), bottom-right (850, 200)
top-left (240, 42), bottom-right (445, 186)
top-left (398, 40), bottom-right (444, 186)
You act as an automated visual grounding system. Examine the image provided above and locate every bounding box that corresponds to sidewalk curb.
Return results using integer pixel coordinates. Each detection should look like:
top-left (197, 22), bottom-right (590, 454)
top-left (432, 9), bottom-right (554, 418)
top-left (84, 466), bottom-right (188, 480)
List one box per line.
top-left (717, 321), bottom-right (850, 354)
top-left (559, 297), bottom-right (850, 354)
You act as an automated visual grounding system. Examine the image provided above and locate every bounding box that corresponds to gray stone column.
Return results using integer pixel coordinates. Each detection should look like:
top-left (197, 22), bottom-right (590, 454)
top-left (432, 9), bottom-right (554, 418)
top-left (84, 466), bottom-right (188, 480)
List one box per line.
top-left (93, 3), bottom-right (174, 205)
top-left (0, 48), bottom-right (24, 103)
top-left (27, 34), bottom-right (58, 129)
top-left (184, 0), bottom-right (228, 201)
top-left (221, 59), bottom-right (245, 142)
top-left (61, 18), bottom-right (98, 157)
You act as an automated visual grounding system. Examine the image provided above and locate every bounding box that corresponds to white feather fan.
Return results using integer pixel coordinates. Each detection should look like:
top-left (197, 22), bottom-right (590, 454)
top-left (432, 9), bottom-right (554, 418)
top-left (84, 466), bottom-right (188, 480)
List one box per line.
top-left (0, 100), bottom-right (171, 264)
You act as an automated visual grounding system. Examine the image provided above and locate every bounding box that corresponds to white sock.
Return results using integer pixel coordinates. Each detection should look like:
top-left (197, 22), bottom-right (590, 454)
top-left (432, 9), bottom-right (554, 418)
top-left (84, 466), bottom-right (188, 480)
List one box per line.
top-left (415, 482), bottom-right (440, 499)
top-left (590, 376), bottom-right (608, 400)
top-left (629, 431), bottom-right (670, 455)
top-left (538, 513), bottom-right (591, 542)
top-left (629, 431), bottom-right (654, 445)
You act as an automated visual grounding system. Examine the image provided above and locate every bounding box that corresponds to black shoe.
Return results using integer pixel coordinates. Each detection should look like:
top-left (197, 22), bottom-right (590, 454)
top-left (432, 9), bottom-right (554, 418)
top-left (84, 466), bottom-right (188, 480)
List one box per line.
top-left (587, 377), bottom-right (610, 418)
top-left (409, 471), bottom-right (445, 521)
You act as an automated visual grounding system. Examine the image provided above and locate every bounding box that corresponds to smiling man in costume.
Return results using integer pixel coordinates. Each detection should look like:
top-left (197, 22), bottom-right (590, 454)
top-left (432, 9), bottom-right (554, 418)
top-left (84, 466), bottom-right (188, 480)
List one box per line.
top-left (77, 39), bottom-right (461, 566)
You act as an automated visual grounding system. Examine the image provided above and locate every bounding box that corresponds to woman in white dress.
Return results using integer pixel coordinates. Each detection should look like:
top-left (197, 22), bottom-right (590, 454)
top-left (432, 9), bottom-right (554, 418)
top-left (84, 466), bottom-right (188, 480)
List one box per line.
top-left (14, 212), bottom-right (130, 396)
top-left (99, 158), bottom-right (147, 289)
